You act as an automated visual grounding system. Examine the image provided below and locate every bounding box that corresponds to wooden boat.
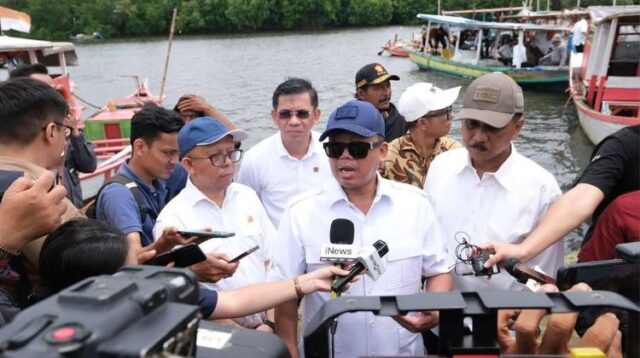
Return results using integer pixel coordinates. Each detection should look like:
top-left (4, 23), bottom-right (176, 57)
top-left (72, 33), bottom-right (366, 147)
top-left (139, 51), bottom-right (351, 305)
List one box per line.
top-left (79, 78), bottom-right (162, 200)
top-left (379, 35), bottom-right (414, 57)
top-left (410, 14), bottom-right (570, 90)
top-left (569, 5), bottom-right (640, 145)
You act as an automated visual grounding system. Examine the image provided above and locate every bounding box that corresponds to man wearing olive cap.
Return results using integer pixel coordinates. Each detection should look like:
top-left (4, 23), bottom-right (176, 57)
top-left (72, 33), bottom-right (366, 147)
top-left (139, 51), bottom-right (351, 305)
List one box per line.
top-left (424, 72), bottom-right (563, 292)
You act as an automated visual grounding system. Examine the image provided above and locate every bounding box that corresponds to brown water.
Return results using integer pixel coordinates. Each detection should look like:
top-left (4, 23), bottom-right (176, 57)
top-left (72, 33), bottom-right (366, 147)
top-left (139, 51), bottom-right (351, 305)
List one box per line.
top-left (27, 26), bottom-right (596, 255)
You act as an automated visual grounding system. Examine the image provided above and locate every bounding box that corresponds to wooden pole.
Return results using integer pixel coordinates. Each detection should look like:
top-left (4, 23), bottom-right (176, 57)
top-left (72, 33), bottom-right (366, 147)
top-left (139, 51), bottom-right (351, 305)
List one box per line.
top-left (159, 8), bottom-right (178, 106)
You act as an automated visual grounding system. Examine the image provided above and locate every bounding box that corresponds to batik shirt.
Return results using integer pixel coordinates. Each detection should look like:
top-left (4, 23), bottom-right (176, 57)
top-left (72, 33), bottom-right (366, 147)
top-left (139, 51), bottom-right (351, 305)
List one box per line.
top-left (380, 134), bottom-right (461, 188)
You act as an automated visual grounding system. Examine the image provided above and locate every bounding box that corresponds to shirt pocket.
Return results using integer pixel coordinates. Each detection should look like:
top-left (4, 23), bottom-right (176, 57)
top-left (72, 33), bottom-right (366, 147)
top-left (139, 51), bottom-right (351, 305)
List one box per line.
top-left (385, 238), bottom-right (423, 293)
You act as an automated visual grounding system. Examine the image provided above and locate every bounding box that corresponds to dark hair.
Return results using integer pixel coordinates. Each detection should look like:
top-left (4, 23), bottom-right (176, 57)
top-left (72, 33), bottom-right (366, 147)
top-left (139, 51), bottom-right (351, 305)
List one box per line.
top-left (38, 219), bottom-right (129, 295)
top-left (130, 103), bottom-right (184, 145)
top-left (0, 78), bottom-right (69, 144)
top-left (8, 63), bottom-right (49, 79)
top-left (272, 77), bottom-right (318, 109)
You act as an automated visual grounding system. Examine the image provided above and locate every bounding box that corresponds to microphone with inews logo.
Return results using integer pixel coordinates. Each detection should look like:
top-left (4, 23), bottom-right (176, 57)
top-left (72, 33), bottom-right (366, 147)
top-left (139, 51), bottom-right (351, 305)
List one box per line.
top-left (321, 219), bottom-right (357, 264)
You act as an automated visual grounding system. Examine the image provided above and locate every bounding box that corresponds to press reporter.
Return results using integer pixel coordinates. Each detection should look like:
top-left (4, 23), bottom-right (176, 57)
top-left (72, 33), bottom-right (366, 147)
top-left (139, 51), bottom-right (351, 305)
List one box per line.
top-left (0, 171), bottom-right (66, 324)
top-left (497, 283), bottom-right (622, 357)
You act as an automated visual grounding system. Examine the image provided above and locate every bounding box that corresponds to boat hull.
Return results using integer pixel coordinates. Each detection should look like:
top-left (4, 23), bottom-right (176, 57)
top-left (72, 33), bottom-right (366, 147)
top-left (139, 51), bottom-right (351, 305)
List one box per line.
top-left (574, 98), bottom-right (633, 144)
top-left (409, 51), bottom-right (568, 91)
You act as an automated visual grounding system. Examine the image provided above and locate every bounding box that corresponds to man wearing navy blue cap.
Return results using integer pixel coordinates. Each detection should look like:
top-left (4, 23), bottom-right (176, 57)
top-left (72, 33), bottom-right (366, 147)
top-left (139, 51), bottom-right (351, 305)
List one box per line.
top-left (355, 63), bottom-right (407, 142)
top-left (269, 100), bottom-right (453, 357)
top-left (155, 117), bottom-right (279, 332)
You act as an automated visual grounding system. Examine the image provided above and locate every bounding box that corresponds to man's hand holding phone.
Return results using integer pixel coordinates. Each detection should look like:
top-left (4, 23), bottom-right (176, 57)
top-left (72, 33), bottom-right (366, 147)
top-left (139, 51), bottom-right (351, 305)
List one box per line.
top-left (190, 252), bottom-right (239, 283)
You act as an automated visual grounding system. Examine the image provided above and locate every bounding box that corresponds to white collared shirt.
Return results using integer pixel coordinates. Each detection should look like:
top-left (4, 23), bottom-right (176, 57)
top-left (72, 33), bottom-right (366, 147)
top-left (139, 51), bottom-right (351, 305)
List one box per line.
top-left (153, 180), bottom-right (276, 327)
top-left (424, 146), bottom-right (563, 292)
top-left (267, 175), bottom-right (452, 358)
top-left (235, 131), bottom-right (333, 227)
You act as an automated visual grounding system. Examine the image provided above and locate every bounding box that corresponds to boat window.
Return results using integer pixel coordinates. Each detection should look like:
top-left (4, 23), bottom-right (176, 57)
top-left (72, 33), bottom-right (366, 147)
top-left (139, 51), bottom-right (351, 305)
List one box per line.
top-left (608, 23), bottom-right (640, 77)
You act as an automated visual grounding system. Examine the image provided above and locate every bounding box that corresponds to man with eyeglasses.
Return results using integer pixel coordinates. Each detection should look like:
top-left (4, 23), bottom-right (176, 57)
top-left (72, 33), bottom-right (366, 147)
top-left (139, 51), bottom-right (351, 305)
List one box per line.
top-left (354, 63), bottom-right (407, 142)
top-left (9, 64), bottom-right (97, 208)
top-left (424, 72), bottom-right (563, 292)
top-left (269, 99), bottom-right (453, 357)
top-left (155, 117), bottom-right (278, 332)
top-left (0, 78), bottom-right (84, 304)
top-left (381, 82), bottom-right (462, 188)
top-left (237, 78), bottom-right (332, 227)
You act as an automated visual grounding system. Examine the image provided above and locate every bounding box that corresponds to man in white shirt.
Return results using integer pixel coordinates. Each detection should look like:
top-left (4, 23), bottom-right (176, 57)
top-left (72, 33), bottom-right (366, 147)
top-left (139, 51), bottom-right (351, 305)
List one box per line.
top-left (154, 117), bottom-right (277, 332)
top-left (269, 100), bottom-right (453, 358)
top-left (236, 78), bottom-right (332, 227)
top-left (424, 72), bottom-right (563, 292)
top-left (571, 17), bottom-right (588, 53)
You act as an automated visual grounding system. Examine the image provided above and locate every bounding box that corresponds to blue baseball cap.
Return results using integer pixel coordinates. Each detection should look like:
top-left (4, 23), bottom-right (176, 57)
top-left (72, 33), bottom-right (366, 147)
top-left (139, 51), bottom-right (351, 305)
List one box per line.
top-left (178, 117), bottom-right (248, 157)
top-left (319, 100), bottom-right (385, 141)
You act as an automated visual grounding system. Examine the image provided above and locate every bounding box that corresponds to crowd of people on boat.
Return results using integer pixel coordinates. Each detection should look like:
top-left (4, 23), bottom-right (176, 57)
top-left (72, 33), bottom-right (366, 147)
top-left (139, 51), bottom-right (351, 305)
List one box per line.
top-left (0, 60), bottom-right (637, 357)
top-left (419, 14), bottom-right (590, 69)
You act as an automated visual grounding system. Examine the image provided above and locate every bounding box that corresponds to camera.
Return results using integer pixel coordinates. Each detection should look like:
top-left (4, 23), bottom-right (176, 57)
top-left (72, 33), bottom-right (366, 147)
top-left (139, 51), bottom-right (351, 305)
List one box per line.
top-left (0, 265), bottom-right (200, 357)
top-left (0, 265), bottom-right (288, 357)
top-left (471, 251), bottom-right (500, 277)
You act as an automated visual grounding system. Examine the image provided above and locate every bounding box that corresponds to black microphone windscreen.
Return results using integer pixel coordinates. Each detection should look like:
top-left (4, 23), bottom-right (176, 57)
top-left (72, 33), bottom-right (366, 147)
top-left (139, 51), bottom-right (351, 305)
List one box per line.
top-left (503, 258), bottom-right (521, 275)
top-left (373, 240), bottom-right (389, 257)
top-left (330, 219), bottom-right (354, 245)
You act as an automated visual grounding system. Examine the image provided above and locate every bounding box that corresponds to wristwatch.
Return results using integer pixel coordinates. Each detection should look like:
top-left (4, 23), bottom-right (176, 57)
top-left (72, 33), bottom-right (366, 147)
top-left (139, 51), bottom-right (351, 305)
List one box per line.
top-left (263, 319), bottom-right (276, 332)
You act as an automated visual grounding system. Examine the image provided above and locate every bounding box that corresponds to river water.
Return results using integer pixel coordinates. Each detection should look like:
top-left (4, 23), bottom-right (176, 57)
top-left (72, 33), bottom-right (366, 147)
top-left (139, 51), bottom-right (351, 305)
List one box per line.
top-left (50, 26), bottom-right (595, 255)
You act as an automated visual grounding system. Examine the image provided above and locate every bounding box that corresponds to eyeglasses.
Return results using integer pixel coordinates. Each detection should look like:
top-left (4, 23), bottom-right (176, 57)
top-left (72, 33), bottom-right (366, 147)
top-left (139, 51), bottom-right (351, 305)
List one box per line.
top-left (277, 109), bottom-right (312, 120)
top-left (323, 141), bottom-right (383, 159)
top-left (422, 107), bottom-right (452, 120)
top-left (188, 149), bottom-right (243, 167)
top-left (42, 121), bottom-right (73, 139)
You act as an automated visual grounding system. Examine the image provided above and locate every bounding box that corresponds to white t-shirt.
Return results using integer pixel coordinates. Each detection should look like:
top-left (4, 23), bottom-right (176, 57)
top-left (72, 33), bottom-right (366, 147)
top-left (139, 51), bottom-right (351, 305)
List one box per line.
top-left (154, 180), bottom-right (276, 327)
top-left (572, 19), bottom-right (588, 46)
top-left (268, 175), bottom-right (453, 357)
top-left (424, 146), bottom-right (563, 292)
top-left (236, 131), bottom-right (332, 227)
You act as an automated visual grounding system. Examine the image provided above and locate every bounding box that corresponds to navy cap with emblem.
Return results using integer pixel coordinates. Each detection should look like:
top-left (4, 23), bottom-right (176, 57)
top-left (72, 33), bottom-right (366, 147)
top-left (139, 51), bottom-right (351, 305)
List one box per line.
top-left (319, 100), bottom-right (385, 141)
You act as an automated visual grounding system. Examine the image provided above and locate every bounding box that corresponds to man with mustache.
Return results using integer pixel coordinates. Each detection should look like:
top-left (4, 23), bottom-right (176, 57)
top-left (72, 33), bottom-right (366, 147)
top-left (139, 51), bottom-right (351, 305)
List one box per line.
top-left (423, 72), bottom-right (563, 292)
top-left (355, 63), bottom-right (407, 142)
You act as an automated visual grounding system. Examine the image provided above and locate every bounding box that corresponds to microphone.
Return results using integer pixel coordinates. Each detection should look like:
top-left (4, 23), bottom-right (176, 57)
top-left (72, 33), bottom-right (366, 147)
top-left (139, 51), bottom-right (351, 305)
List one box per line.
top-left (331, 240), bottom-right (389, 293)
top-left (504, 258), bottom-right (556, 285)
top-left (320, 219), bottom-right (357, 263)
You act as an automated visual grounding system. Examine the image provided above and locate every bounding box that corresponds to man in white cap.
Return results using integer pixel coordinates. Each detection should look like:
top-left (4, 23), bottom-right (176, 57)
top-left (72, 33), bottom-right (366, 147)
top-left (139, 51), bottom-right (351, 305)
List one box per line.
top-left (424, 72), bottom-right (563, 292)
top-left (381, 82), bottom-right (462, 188)
top-left (539, 34), bottom-right (567, 66)
top-left (154, 117), bottom-right (278, 332)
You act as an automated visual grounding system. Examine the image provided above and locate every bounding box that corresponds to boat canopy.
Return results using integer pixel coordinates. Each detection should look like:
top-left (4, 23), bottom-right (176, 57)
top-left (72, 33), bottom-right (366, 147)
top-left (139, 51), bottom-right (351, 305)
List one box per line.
top-left (416, 14), bottom-right (570, 32)
top-left (588, 5), bottom-right (640, 25)
top-left (0, 6), bottom-right (31, 33)
top-left (0, 35), bottom-right (78, 69)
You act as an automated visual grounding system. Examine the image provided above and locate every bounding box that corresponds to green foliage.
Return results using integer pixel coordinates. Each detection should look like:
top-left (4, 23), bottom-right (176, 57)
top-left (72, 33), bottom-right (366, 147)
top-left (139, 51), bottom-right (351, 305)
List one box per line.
top-left (2, 0), bottom-right (637, 40)
top-left (391, 0), bottom-right (433, 24)
top-left (225, 0), bottom-right (273, 31)
top-left (345, 0), bottom-right (394, 26)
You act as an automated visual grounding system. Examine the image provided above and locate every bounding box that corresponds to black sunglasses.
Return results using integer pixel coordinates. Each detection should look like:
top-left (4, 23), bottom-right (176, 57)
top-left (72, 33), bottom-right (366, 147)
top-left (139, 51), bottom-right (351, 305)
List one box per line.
top-left (277, 109), bottom-right (311, 120)
top-left (323, 141), bottom-right (383, 159)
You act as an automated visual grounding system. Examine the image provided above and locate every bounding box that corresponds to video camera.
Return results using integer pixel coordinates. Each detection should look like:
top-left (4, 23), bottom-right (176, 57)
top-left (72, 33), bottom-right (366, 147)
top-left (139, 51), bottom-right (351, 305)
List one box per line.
top-left (0, 265), bottom-right (288, 357)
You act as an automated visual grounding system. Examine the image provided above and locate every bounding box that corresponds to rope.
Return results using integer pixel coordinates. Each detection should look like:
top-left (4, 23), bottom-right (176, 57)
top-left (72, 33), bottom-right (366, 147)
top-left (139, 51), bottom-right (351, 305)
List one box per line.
top-left (72, 93), bottom-right (102, 110)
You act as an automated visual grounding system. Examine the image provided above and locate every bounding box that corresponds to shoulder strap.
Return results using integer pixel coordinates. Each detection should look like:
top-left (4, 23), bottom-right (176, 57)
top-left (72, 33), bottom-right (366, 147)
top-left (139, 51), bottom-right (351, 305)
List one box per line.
top-left (88, 174), bottom-right (148, 220)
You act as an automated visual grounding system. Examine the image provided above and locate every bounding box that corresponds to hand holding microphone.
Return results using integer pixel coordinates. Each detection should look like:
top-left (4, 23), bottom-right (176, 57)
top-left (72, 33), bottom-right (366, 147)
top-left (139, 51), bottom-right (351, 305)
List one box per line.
top-left (503, 258), bottom-right (556, 285)
top-left (331, 240), bottom-right (389, 293)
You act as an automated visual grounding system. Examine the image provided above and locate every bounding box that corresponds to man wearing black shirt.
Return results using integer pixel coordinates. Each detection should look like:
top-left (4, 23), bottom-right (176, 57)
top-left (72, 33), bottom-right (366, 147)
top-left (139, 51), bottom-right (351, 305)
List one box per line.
top-left (481, 125), bottom-right (639, 267)
top-left (355, 63), bottom-right (407, 142)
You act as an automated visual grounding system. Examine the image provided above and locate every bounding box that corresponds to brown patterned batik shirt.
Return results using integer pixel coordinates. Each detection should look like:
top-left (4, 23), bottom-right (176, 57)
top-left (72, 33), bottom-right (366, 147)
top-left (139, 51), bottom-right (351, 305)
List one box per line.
top-left (380, 134), bottom-right (461, 189)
